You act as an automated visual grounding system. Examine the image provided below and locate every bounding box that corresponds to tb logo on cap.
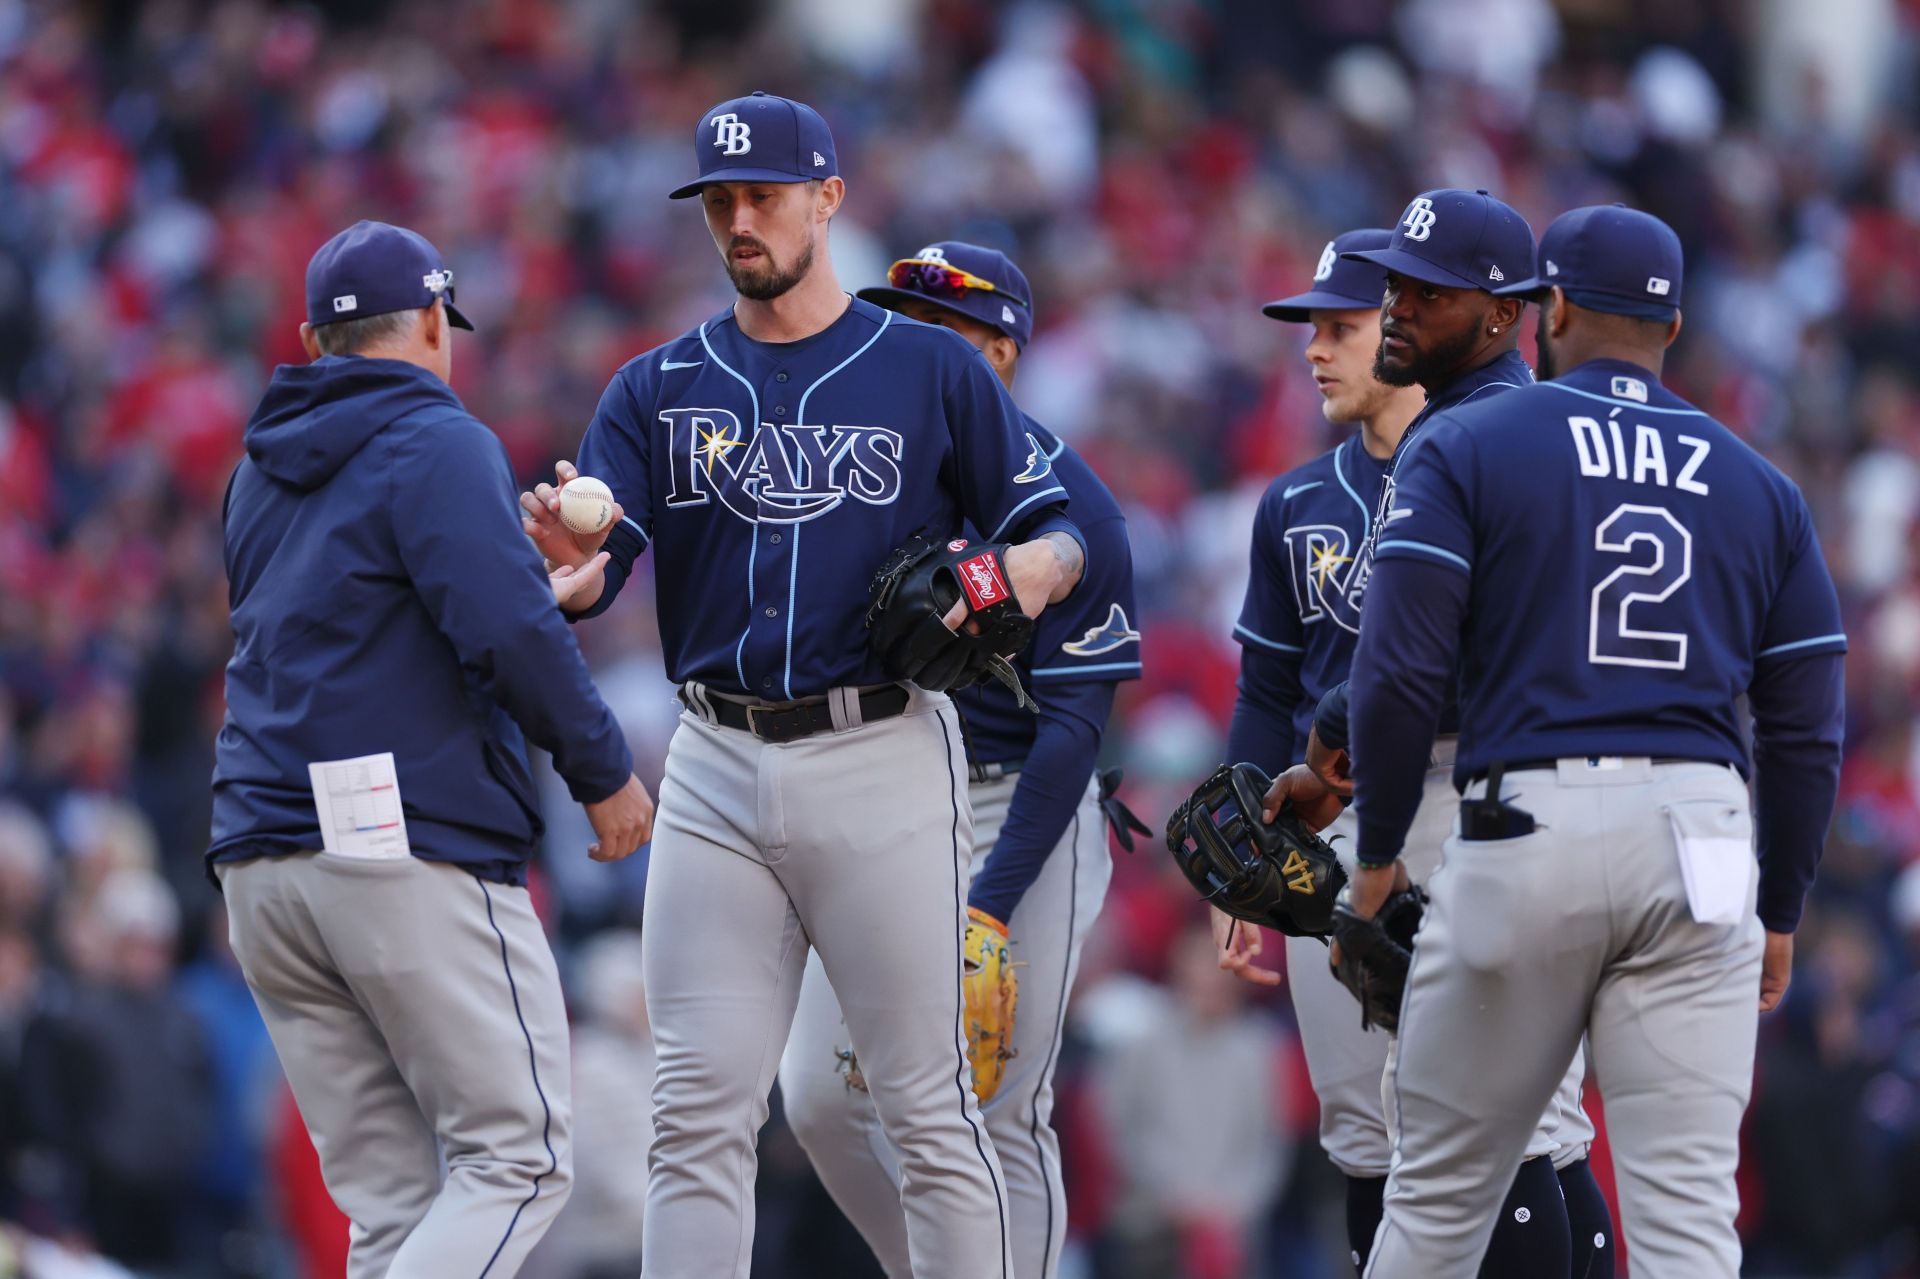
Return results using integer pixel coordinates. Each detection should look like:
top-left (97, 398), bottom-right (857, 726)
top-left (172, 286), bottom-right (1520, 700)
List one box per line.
top-left (710, 112), bottom-right (753, 156)
top-left (1401, 197), bottom-right (1438, 242)
top-left (1313, 241), bottom-right (1337, 282)
top-left (917, 245), bottom-right (948, 262)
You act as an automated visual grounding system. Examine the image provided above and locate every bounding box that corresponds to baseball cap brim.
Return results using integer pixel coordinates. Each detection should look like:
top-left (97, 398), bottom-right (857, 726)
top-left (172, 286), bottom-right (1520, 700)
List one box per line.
top-left (1489, 275), bottom-right (1549, 299)
top-left (668, 167), bottom-right (821, 199)
top-left (1490, 279), bottom-right (1678, 320)
top-left (1341, 246), bottom-right (1485, 291)
top-left (1261, 288), bottom-right (1384, 322)
top-left (444, 300), bottom-right (475, 331)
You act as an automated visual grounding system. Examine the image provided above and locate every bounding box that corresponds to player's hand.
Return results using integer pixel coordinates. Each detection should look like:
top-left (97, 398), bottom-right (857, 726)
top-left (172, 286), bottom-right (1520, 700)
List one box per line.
top-left (1260, 764), bottom-right (1344, 831)
top-left (584, 773), bottom-right (654, 862)
top-left (550, 552), bottom-right (610, 610)
top-left (1007, 533), bottom-right (1084, 617)
top-left (1305, 725), bottom-right (1353, 797)
top-left (1328, 858), bottom-right (1409, 967)
top-left (1758, 929), bottom-right (1793, 1012)
top-left (521, 459), bottom-right (624, 573)
top-left (1210, 904), bottom-right (1281, 988)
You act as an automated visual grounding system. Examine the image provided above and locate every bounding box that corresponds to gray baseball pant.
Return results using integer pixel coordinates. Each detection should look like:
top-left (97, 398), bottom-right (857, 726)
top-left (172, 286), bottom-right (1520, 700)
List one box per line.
top-left (1283, 755), bottom-right (1587, 1178)
top-left (778, 771), bottom-right (1112, 1278)
top-left (1366, 759), bottom-right (1763, 1278)
top-left (643, 684), bottom-right (1013, 1279)
top-left (220, 852), bottom-right (571, 1279)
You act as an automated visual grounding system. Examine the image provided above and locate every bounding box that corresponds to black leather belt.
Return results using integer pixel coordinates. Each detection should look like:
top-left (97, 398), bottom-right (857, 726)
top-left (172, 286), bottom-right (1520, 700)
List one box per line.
top-left (689, 685), bottom-right (911, 744)
top-left (1467, 756), bottom-right (1724, 785)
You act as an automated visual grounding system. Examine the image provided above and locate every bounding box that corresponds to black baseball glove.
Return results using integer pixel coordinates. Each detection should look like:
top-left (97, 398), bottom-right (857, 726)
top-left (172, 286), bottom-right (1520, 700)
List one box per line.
top-left (867, 534), bottom-right (1036, 706)
top-left (1328, 883), bottom-right (1428, 1033)
top-left (1164, 763), bottom-right (1347, 938)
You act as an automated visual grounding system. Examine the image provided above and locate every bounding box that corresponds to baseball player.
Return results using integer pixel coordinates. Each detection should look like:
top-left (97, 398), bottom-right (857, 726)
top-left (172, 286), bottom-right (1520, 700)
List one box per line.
top-left (1342, 205), bottom-right (1846, 1277)
top-left (518, 95), bottom-right (1089, 1279)
top-left (777, 240), bottom-right (1141, 1279)
top-left (1235, 195), bottom-right (1611, 1274)
top-left (210, 221), bottom-right (655, 1279)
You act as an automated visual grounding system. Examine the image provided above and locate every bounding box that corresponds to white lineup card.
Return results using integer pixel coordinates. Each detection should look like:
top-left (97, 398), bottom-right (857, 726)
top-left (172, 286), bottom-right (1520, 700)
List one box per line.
top-left (308, 752), bottom-right (410, 859)
top-left (1667, 808), bottom-right (1753, 927)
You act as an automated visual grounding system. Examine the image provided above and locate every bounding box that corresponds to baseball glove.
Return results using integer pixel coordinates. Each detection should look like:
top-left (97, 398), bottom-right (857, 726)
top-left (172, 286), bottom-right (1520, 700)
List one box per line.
top-left (962, 906), bottom-right (1018, 1103)
top-left (1164, 763), bottom-right (1347, 937)
top-left (867, 535), bottom-right (1036, 707)
top-left (1328, 884), bottom-right (1428, 1033)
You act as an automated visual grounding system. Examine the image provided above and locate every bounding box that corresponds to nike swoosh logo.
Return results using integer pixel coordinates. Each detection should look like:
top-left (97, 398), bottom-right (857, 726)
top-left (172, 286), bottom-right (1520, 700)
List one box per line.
top-left (1282, 481), bottom-right (1323, 499)
top-left (661, 359), bottom-right (704, 371)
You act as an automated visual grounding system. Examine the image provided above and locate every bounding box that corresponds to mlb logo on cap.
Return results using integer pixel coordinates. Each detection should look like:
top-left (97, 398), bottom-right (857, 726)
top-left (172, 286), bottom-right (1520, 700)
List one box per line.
top-left (669, 91), bottom-right (840, 199)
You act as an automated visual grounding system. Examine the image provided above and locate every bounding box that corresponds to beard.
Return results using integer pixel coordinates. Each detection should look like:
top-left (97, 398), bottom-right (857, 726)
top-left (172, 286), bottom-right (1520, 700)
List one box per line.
top-left (1533, 305), bottom-right (1557, 381)
top-left (726, 233), bottom-right (816, 302)
top-left (1372, 320), bottom-right (1486, 389)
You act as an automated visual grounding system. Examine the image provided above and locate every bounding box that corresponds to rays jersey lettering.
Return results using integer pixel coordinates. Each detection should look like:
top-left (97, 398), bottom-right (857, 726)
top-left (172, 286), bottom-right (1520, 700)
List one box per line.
top-left (659, 409), bottom-right (903, 522)
top-left (1283, 523), bottom-right (1363, 634)
top-left (573, 301), bottom-right (1073, 701)
top-left (1233, 437), bottom-right (1388, 762)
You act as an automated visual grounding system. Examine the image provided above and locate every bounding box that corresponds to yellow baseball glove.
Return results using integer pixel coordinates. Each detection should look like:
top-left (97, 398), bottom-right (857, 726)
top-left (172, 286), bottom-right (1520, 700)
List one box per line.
top-left (962, 906), bottom-right (1018, 1103)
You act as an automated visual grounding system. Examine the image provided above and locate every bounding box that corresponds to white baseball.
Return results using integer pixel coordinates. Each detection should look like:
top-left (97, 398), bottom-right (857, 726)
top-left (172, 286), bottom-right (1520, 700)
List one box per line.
top-left (558, 475), bottom-right (615, 536)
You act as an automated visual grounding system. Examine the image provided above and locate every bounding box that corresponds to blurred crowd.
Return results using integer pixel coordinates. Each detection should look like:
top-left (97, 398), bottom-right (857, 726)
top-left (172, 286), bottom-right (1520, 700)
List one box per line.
top-left (2, 0), bottom-right (1919, 1275)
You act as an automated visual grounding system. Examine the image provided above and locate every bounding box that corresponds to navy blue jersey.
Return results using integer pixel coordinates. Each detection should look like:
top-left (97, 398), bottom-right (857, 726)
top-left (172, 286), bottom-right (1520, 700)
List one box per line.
top-left (1310, 349), bottom-right (1534, 753)
top-left (1375, 357), bottom-right (1847, 774)
top-left (1355, 348), bottom-right (1534, 597)
top-left (953, 417), bottom-right (1140, 764)
top-left (1228, 436), bottom-right (1391, 771)
top-left (574, 300), bottom-right (1076, 699)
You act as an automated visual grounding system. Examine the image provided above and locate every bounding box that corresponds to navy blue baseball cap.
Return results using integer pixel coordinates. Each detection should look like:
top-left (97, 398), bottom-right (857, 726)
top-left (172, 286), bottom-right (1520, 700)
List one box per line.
top-left (668, 91), bottom-right (839, 200)
top-left (857, 241), bottom-right (1035, 347)
top-left (1343, 189), bottom-right (1535, 293)
top-left (1263, 228), bottom-right (1393, 321)
top-left (305, 220), bottom-right (473, 331)
top-left (1492, 204), bottom-right (1683, 320)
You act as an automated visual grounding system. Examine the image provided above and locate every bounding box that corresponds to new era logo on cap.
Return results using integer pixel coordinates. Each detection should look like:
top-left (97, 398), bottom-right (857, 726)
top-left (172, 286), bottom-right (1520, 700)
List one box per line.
top-left (1489, 264), bottom-right (1505, 281)
top-left (1001, 304), bottom-right (1016, 325)
top-left (813, 151), bottom-right (826, 167)
top-left (1546, 260), bottom-right (1560, 276)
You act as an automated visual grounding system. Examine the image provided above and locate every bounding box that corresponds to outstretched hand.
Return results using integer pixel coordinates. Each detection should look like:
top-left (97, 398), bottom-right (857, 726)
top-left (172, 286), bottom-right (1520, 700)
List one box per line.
top-left (520, 459), bottom-right (624, 573)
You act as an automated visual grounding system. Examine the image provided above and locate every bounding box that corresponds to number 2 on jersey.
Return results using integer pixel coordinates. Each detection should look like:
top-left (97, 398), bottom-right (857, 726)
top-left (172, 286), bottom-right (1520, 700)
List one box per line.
top-left (1588, 503), bottom-right (1692, 670)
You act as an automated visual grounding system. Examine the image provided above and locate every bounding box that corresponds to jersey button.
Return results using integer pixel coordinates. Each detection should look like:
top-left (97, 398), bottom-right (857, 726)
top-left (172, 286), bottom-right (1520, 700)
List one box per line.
top-left (765, 605), bottom-right (778, 618)
top-left (761, 677), bottom-right (773, 690)
top-left (774, 405), bottom-right (787, 416)
top-left (769, 532), bottom-right (782, 544)
top-left (775, 372), bottom-right (789, 383)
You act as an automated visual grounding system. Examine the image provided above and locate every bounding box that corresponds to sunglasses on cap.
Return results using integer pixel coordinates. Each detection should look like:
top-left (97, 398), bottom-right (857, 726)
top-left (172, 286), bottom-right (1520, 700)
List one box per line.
top-left (886, 258), bottom-right (1029, 308)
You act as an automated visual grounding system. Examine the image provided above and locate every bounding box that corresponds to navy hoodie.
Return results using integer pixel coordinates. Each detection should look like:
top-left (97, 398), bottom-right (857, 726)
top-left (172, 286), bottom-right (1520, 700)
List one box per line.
top-left (210, 355), bottom-right (633, 885)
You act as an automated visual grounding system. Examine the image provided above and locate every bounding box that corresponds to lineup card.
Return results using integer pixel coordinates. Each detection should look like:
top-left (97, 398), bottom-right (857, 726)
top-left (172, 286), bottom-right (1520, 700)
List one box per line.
top-left (307, 752), bottom-right (410, 859)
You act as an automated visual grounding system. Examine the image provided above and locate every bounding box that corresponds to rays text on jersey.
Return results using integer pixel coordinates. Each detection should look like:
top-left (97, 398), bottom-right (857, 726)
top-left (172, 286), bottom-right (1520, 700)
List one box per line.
top-left (659, 407), bottom-right (904, 523)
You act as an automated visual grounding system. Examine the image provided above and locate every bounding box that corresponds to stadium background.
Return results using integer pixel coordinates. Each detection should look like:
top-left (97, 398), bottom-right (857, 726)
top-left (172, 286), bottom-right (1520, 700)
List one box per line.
top-left (1, 0), bottom-right (1918, 1275)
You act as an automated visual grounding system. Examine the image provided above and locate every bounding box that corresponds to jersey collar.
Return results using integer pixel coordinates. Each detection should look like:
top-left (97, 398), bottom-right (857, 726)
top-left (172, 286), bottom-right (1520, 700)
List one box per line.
top-left (1423, 348), bottom-right (1535, 415)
